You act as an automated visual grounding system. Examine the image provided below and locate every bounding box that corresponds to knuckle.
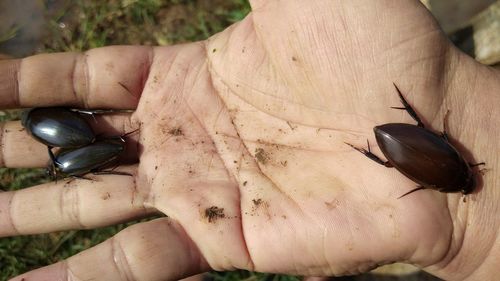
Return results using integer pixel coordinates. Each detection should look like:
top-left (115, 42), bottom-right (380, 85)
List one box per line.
top-left (60, 186), bottom-right (85, 229)
top-left (111, 236), bottom-right (138, 281)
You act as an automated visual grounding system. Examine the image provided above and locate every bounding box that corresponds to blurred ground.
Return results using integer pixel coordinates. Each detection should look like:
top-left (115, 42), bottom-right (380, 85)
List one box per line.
top-left (0, 0), bottom-right (250, 56)
top-left (0, 1), bottom-right (498, 281)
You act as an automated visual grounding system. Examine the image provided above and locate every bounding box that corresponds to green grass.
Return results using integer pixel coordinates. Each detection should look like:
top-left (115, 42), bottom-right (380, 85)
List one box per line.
top-left (41, 0), bottom-right (251, 52)
top-left (0, 25), bottom-right (21, 44)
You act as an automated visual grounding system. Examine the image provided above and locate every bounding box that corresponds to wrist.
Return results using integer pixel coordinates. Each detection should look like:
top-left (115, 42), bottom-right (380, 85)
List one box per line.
top-left (424, 49), bottom-right (500, 280)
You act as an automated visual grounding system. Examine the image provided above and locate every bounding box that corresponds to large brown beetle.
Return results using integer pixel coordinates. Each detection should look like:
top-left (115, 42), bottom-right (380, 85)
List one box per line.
top-left (345, 84), bottom-right (484, 198)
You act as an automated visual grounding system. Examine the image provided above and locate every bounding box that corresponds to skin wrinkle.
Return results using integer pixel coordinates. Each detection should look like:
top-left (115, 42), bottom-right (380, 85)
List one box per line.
top-left (337, 3), bottom-right (363, 91)
top-left (14, 58), bottom-right (20, 107)
top-left (61, 184), bottom-right (85, 229)
top-left (459, 228), bottom-right (498, 280)
top-left (126, 175), bottom-right (141, 210)
top-left (466, 193), bottom-right (499, 271)
top-left (183, 94), bottom-right (233, 183)
top-left (441, 50), bottom-right (456, 108)
top-left (140, 46), bottom-right (155, 99)
top-left (71, 53), bottom-right (80, 105)
top-left (148, 48), bottom-right (175, 94)
top-left (0, 122), bottom-right (4, 167)
top-left (8, 193), bottom-right (20, 235)
top-left (254, 157), bottom-right (307, 218)
top-left (423, 196), bottom-right (462, 270)
top-left (392, 29), bottom-right (443, 57)
top-left (243, 11), bottom-right (293, 100)
top-left (321, 226), bottom-right (331, 274)
top-left (170, 53), bottom-right (190, 101)
top-left (207, 38), bottom-right (316, 268)
top-left (62, 260), bottom-right (74, 281)
top-left (201, 87), bottom-right (310, 218)
top-left (207, 44), bottom-right (333, 240)
top-left (290, 19), bottom-right (326, 108)
top-left (209, 31), bottom-right (387, 130)
top-left (112, 236), bottom-right (137, 281)
top-left (208, 54), bottom-right (374, 131)
top-left (82, 52), bottom-right (90, 109)
top-left (215, 131), bottom-right (333, 154)
top-left (180, 51), bottom-right (255, 270)
top-left (211, 105), bottom-right (225, 135)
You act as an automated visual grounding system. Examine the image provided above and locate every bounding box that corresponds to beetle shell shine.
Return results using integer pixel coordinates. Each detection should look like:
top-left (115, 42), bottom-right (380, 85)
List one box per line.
top-left (374, 123), bottom-right (474, 193)
top-left (22, 107), bottom-right (95, 148)
top-left (49, 138), bottom-right (124, 177)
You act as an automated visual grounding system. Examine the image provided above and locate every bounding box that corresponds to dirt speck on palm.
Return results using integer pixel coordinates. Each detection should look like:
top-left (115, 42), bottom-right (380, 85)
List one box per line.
top-left (204, 206), bottom-right (225, 223)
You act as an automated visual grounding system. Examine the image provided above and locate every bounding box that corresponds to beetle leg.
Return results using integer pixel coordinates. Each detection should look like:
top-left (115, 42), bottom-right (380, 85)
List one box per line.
top-left (397, 186), bottom-right (426, 199)
top-left (391, 83), bottom-right (425, 128)
top-left (122, 128), bottom-right (140, 138)
top-left (344, 141), bottom-right (392, 167)
top-left (65, 175), bottom-right (94, 184)
top-left (92, 170), bottom-right (133, 176)
top-left (47, 147), bottom-right (63, 167)
top-left (90, 164), bottom-right (132, 176)
top-left (70, 109), bottom-right (134, 115)
top-left (47, 146), bottom-right (55, 161)
top-left (97, 128), bottom-right (139, 142)
top-left (47, 148), bottom-right (62, 182)
top-left (70, 109), bottom-right (133, 124)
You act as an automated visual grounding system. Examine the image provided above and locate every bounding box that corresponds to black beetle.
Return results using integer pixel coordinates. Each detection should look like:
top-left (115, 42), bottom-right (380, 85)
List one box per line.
top-left (345, 84), bottom-right (484, 198)
top-left (47, 137), bottom-right (129, 179)
top-left (22, 107), bottom-right (95, 149)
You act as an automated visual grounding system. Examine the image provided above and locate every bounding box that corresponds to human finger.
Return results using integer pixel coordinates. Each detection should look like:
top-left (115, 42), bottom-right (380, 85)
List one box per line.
top-left (9, 217), bottom-right (210, 281)
top-left (0, 113), bottom-right (138, 168)
top-left (0, 165), bottom-right (154, 237)
top-left (0, 46), bottom-right (153, 109)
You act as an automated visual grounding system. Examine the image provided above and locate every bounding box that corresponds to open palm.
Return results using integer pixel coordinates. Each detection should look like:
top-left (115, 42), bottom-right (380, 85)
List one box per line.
top-left (2, 1), bottom-right (498, 280)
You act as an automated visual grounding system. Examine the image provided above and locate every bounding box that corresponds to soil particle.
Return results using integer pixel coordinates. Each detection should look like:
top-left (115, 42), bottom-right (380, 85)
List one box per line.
top-left (255, 148), bottom-right (269, 164)
top-left (252, 198), bottom-right (262, 206)
top-left (204, 206), bottom-right (225, 223)
top-left (250, 198), bottom-right (271, 219)
top-left (168, 127), bottom-right (183, 136)
top-left (101, 192), bottom-right (111, 200)
top-left (324, 199), bottom-right (340, 210)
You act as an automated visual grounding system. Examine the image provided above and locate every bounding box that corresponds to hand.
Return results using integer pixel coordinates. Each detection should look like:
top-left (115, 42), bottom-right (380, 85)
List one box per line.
top-left (1, 0), bottom-right (498, 280)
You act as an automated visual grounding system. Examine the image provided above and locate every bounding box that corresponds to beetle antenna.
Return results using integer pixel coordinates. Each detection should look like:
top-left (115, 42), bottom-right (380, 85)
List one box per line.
top-left (397, 186), bottom-right (426, 199)
top-left (122, 128), bottom-right (140, 138)
top-left (115, 128), bottom-right (140, 142)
